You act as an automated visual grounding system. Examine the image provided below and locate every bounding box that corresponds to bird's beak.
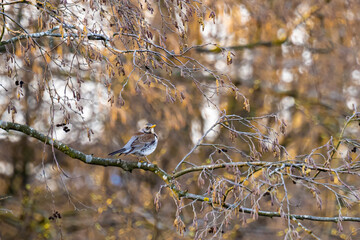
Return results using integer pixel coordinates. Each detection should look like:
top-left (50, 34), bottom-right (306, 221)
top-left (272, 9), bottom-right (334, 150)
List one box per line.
top-left (150, 124), bottom-right (156, 128)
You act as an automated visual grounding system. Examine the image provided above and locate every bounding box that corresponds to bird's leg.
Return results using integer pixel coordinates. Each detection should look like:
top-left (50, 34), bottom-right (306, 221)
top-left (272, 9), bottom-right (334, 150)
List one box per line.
top-left (136, 156), bottom-right (150, 163)
top-left (144, 156), bottom-right (151, 163)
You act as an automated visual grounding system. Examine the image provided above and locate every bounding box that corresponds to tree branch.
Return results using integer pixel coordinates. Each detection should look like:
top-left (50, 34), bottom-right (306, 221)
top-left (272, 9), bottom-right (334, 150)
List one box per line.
top-left (0, 120), bottom-right (170, 182)
top-left (0, 0), bottom-right (31, 6)
top-left (0, 26), bottom-right (109, 47)
top-left (195, 39), bottom-right (333, 54)
top-left (195, 39), bottom-right (288, 53)
top-left (172, 160), bottom-right (353, 178)
top-left (1, 120), bottom-right (359, 224)
top-left (180, 192), bottom-right (360, 223)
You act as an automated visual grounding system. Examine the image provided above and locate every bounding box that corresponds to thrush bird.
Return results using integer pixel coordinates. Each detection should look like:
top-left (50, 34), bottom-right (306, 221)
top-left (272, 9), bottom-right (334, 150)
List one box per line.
top-left (108, 123), bottom-right (158, 159)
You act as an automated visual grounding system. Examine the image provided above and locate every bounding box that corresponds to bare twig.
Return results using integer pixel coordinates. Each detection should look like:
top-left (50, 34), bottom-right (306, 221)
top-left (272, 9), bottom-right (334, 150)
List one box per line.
top-left (1, 120), bottom-right (359, 225)
top-left (179, 192), bottom-right (360, 222)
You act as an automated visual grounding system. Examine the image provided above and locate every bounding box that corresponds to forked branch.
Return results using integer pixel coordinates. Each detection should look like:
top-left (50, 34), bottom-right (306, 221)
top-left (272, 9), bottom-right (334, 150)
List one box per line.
top-left (1, 120), bottom-right (360, 223)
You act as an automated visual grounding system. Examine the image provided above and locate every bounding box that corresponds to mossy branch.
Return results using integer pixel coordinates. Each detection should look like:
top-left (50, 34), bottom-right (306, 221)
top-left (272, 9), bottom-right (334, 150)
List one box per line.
top-left (1, 120), bottom-right (360, 223)
top-left (0, 120), bottom-right (170, 181)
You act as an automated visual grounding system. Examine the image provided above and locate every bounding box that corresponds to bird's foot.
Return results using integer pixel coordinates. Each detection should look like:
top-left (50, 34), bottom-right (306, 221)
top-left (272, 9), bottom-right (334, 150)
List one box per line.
top-left (144, 156), bottom-right (151, 163)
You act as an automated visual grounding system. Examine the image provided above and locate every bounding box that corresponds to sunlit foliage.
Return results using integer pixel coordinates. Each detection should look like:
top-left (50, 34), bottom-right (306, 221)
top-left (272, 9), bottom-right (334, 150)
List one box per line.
top-left (1, 0), bottom-right (360, 239)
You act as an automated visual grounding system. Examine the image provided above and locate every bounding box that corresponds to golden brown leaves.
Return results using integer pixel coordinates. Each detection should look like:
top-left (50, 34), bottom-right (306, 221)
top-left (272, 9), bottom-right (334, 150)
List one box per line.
top-left (226, 51), bottom-right (234, 65)
top-left (87, 128), bottom-right (94, 141)
top-left (154, 191), bottom-right (161, 212)
top-left (174, 215), bottom-right (186, 235)
top-left (198, 17), bottom-right (205, 31)
top-left (243, 98), bottom-right (250, 112)
top-left (209, 11), bottom-right (216, 24)
top-left (279, 119), bottom-right (287, 135)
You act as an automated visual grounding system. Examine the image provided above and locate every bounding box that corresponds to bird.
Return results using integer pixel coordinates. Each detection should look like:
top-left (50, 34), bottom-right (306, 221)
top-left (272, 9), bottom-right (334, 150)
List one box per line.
top-left (108, 123), bottom-right (158, 161)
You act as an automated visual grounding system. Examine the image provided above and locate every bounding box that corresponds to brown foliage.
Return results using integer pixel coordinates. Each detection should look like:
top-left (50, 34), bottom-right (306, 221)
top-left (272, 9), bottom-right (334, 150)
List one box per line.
top-left (0, 0), bottom-right (360, 239)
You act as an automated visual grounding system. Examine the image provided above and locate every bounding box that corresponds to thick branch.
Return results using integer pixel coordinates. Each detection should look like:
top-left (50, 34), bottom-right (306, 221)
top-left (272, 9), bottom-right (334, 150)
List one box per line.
top-left (0, 120), bottom-right (170, 181)
top-left (1, 120), bottom-right (359, 224)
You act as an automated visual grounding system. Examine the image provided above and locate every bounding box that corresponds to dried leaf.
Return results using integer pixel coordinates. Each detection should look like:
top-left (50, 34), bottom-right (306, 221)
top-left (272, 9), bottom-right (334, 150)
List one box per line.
top-left (243, 98), bottom-right (250, 112)
top-left (198, 16), bottom-right (204, 31)
top-left (227, 51), bottom-right (233, 65)
top-left (209, 11), bottom-right (216, 24)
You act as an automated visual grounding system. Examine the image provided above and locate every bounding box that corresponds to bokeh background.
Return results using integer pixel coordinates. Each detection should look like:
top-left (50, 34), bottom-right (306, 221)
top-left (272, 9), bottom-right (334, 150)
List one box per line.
top-left (1, 0), bottom-right (360, 239)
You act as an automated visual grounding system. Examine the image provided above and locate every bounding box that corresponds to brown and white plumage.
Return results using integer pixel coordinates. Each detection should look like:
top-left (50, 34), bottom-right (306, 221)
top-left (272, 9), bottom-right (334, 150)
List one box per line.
top-left (108, 123), bottom-right (158, 157)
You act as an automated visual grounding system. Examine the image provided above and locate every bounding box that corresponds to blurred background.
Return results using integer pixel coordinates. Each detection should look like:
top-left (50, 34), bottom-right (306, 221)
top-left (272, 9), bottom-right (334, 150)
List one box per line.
top-left (0, 0), bottom-right (360, 239)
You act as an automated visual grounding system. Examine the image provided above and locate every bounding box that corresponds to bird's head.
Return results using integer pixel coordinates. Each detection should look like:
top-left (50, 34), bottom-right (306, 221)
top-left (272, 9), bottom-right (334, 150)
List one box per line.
top-left (142, 123), bottom-right (156, 134)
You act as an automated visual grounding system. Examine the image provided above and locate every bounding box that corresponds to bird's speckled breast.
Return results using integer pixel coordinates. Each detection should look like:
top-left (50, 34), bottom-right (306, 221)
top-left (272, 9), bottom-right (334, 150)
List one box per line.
top-left (139, 138), bottom-right (158, 156)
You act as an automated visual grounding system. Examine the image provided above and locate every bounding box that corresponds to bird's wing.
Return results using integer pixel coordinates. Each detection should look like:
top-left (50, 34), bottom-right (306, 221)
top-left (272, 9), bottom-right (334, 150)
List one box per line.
top-left (122, 135), bottom-right (139, 149)
top-left (130, 133), bottom-right (156, 148)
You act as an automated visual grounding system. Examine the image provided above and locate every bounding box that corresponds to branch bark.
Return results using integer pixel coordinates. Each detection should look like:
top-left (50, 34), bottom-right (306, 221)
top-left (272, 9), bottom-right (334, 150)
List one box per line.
top-left (172, 161), bottom-right (348, 178)
top-left (1, 120), bottom-right (359, 223)
top-left (0, 25), bottom-right (109, 47)
top-left (181, 192), bottom-right (360, 222)
top-left (0, 120), bottom-right (170, 181)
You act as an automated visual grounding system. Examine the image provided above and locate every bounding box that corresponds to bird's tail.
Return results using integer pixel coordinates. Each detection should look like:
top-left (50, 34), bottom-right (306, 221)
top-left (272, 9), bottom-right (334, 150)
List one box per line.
top-left (108, 148), bottom-right (127, 156)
